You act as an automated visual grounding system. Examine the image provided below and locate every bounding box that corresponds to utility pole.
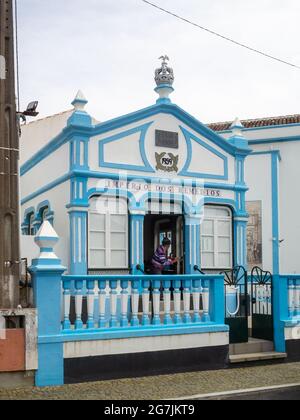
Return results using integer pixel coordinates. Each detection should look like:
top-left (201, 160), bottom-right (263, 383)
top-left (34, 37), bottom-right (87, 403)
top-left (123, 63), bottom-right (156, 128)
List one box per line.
top-left (0, 0), bottom-right (20, 308)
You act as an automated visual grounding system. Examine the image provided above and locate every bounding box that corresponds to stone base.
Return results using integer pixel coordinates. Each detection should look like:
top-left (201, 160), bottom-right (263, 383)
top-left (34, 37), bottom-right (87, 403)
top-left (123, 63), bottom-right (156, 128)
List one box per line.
top-left (0, 371), bottom-right (35, 389)
top-left (286, 340), bottom-right (300, 362)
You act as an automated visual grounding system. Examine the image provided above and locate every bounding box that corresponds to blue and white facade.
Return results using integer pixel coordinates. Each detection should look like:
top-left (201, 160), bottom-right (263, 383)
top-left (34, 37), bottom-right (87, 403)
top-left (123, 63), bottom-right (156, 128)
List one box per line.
top-left (20, 60), bottom-right (300, 385)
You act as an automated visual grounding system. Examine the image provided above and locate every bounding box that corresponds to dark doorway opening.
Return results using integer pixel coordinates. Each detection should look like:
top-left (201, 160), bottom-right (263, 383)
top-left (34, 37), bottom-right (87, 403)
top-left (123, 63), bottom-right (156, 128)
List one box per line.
top-left (144, 214), bottom-right (185, 274)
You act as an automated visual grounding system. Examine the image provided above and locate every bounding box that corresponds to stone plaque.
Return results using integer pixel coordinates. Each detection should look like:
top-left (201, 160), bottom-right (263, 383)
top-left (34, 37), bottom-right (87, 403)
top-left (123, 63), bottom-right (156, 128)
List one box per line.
top-left (155, 130), bottom-right (179, 149)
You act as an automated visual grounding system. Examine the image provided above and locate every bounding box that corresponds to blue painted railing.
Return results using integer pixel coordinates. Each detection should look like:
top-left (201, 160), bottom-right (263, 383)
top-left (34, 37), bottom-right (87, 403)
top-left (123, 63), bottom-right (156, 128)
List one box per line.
top-left (287, 276), bottom-right (300, 319)
top-left (272, 275), bottom-right (300, 353)
top-left (61, 274), bottom-right (226, 336)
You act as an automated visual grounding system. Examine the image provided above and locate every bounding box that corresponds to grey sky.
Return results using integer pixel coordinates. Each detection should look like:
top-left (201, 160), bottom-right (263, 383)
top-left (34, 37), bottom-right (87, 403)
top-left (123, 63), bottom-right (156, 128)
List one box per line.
top-left (18, 0), bottom-right (300, 124)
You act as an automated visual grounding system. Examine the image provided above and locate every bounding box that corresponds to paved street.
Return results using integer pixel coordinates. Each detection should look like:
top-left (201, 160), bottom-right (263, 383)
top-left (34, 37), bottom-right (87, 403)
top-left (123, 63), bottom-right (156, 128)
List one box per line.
top-left (0, 363), bottom-right (300, 400)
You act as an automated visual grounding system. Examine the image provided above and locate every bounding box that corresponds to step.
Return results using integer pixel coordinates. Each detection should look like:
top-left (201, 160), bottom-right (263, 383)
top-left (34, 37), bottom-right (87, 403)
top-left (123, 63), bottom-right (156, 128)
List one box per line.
top-left (230, 339), bottom-right (274, 356)
top-left (230, 352), bottom-right (287, 364)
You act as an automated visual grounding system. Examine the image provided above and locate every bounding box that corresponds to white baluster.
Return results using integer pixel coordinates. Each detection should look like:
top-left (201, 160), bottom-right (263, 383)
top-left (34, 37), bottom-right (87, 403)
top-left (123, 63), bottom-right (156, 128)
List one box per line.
top-left (202, 280), bottom-right (210, 322)
top-left (152, 280), bottom-right (161, 326)
top-left (183, 280), bottom-right (191, 324)
top-left (63, 280), bottom-right (71, 330)
top-left (110, 281), bottom-right (118, 328)
top-left (98, 280), bottom-right (107, 328)
top-left (87, 294), bottom-right (95, 330)
top-left (75, 280), bottom-right (83, 330)
top-left (163, 280), bottom-right (172, 325)
top-left (121, 280), bottom-right (129, 327)
top-left (131, 280), bottom-right (140, 327)
top-left (192, 279), bottom-right (201, 323)
top-left (174, 280), bottom-right (182, 324)
top-left (142, 279), bottom-right (151, 326)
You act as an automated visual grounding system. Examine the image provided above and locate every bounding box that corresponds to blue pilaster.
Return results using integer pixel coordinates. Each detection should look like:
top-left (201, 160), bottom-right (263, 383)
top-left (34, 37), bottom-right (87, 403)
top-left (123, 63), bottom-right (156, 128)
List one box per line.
top-left (129, 211), bottom-right (145, 275)
top-left (29, 222), bottom-right (66, 387)
top-left (184, 213), bottom-right (201, 274)
top-left (234, 217), bottom-right (248, 269)
top-left (69, 209), bottom-right (88, 275)
top-left (273, 275), bottom-right (288, 353)
top-left (271, 152), bottom-right (280, 275)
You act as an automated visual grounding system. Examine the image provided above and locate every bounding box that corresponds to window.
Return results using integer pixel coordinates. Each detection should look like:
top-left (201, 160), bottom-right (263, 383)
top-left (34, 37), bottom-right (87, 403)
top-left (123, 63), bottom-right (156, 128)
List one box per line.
top-left (201, 206), bottom-right (233, 270)
top-left (88, 197), bottom-right (128, 269)
top-left (41, 207), bottom-right (49, 223)
top-left (28, 213), bottom-right (35, 236)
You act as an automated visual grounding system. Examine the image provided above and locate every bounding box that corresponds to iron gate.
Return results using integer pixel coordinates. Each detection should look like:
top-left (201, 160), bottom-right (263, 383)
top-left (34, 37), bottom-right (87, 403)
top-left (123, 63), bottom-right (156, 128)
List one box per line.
top-left (222, 266), bottom-right (248, 344)
top-left (251, 267), bottom-right (274, 341)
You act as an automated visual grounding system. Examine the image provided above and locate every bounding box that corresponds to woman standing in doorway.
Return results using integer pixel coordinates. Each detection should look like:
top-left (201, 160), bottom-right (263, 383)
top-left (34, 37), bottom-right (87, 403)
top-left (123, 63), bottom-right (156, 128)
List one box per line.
top-left (151, 237), bottom-right (178, 275)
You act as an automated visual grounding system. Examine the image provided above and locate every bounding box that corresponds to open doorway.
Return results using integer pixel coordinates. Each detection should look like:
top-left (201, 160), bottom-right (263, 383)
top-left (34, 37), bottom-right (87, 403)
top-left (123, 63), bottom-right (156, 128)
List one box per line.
top-left (144, 215), bottom-right (185, 274)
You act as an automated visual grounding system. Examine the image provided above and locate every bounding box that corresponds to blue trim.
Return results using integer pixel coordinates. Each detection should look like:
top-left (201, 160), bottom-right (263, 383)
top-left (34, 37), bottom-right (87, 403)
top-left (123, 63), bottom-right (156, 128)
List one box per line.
top-left (271, 152), bottom-right (280, 275)
top-left (20, 102), bottom-right (253, 178)
top-left (273, 275), bottom-right (288, 353)
top-left (92, 103), bottom-right (248, 156)
top-left (99, 122), bottom-right (155, 173)
top-left (76, 170), bottom-right (248, 192)
top-left (69, 210), bottom-right (88, 275)
top-left (86, 187), bottom-right (137, 208)
top-left (179, 126), bottom-right (229, 180)
top-left (251, 150), bottom-right (282, 160)
top-left (38, 324), bottom-right (229, 344)
top-left (130, 214), bottom-right (145, 275)
top-left (70, 177), bottom-right (88, 207)
top-left (21, 173), bottom-right (70, 206)
top-left (70, 135), bottom-right (90, 171)
top-left (249, 136), bottom-right (300, 145)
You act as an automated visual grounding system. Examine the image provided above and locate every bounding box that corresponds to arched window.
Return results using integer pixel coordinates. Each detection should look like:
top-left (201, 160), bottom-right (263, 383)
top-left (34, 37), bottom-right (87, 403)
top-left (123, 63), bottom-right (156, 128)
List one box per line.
top-left (201, 206), bottom-right (233, 270)
top-left (41, 207), bottom-right (49, 223)
top-left (36, 202), bottom-right (54, 229)
top-left (88, 196), bottom-right (129, 269)
top-left (28, 212), bottom-right (35, 236)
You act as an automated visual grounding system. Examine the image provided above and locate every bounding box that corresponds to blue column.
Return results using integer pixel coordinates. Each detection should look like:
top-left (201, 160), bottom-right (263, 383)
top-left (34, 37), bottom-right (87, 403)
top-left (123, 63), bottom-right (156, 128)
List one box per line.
top-left (184, 214), bottom-right (201, 274)
top-left (29, 222), bottom-right (66, 387)
top-left (234, 217), bottom-right (248, 269)
top-left (273, 275), bottom-right (288, 353)
top-left (130, 211), bottom-right (145, 275)
top-left (271, 152), bottom-right (280, 275)
top-left (69, 209), bottom-right (88, 275)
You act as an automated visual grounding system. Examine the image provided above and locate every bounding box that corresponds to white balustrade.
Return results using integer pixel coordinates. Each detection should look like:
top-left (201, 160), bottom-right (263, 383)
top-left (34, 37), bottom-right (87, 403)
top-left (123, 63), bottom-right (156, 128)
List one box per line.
top-left (61, 274), bottom-right (218, 332)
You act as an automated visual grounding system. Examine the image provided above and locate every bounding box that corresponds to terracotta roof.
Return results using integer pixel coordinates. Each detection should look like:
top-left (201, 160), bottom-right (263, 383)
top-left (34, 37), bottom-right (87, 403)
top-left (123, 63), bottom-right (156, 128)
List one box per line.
top-left (207, 114), bottom-right (300, 132)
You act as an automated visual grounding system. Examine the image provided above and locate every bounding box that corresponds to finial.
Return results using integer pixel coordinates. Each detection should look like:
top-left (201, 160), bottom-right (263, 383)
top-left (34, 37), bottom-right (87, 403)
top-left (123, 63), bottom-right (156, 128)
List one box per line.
top-left (34, 221), bottom-right (60, 260)
top-left (71, 90), bottom-right (88, 111)
top-left (230, 117), bottom-right (245, 138)
top-left (154, 56), bottom-right (175, 104)
top-left (155, 55), bottom-right (174, 86)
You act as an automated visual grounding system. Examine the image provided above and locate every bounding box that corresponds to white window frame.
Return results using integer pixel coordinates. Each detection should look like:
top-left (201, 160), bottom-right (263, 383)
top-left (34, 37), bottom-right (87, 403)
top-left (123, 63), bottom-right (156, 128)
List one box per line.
top-left (88, 197), bottom-right (129, 270)
top-left (201, 206), bottom-right (233, 270)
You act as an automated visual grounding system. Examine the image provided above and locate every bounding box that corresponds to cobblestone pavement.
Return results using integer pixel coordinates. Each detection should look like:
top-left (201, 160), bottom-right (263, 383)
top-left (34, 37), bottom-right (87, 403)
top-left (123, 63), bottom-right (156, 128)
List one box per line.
top-left (0, 363), bottom-right (300, 400)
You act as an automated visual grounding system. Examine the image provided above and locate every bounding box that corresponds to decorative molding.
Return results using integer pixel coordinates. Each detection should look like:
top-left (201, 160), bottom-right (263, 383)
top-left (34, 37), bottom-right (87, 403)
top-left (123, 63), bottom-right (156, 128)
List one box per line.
top-left (99, 122), bottom-right (155, 173)
top-left (179, 126), bottom-right (229, 180)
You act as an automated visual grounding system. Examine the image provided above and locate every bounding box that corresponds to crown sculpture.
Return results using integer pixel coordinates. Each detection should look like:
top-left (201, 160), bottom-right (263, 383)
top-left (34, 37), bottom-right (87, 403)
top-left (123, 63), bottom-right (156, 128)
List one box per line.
top-left (155, 55), bottom-right (174, 86)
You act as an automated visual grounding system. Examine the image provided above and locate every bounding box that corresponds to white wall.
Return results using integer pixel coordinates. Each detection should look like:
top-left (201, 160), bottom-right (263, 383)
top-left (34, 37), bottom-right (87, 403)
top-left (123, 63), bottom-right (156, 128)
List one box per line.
top-left (248, 141), bottom-right (300, 274)
top-left (21, 143), bottom-right (69, 200)
top-left (245, 153), bottom-right (273, 272)
top-left (20, 110), bottom-right (73, 165)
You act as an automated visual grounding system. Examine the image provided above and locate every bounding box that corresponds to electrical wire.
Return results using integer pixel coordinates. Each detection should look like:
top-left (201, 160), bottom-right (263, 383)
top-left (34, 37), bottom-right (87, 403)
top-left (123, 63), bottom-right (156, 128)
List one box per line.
top-left (141, 0), bottom-right (300, 70)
